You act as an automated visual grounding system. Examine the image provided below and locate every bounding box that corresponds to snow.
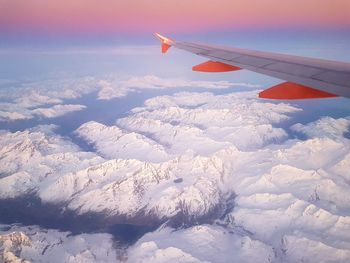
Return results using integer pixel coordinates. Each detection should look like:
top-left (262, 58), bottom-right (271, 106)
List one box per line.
top-left (292, 116), bottom-right (350, 140)
top-left (0, 125), bottom-right (104, 198)
top-left (0, 225), bottom-right (116, 263)
top-left (75, 121), bottom-right (169, 162)
top-left (281, 234), bottom-right (350, 263)
top-left (38, 153), bottom-right (227, 219)
top-left (128, 225), bottom-right (274, 263)
top-left (118, 91), bottom-right (299, 151)
top-left (0, 83), bottom-right (350, 262)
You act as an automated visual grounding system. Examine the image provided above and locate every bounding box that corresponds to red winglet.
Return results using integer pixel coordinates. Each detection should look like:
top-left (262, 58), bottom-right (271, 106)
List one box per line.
top-left (155, 33), bottom-right (173, 54)
top-left (193, 60), bottom-right (241, 72)
top-left (259, 82), bottom-right (338, 100)
top-left (161, 43), bottom-right (171, 54)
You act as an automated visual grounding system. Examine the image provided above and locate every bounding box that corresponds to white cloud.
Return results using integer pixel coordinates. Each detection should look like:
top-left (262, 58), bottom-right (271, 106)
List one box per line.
top-left (0, 103), bottom-right (85, 121)
top-left (0, 76), bottom-right (99, 121)
top-left (0, 110), bottom-right (31, 121)
top-left (119, 75), bottom-right (260, 90)
top-left (14, 92), bottom-right (63, 108)
top-left (0, 75), bottom-right (260, 120)
top-left (0, 102), bottom-right (34, 121)
top-left (97, 75), bottom-right (261, 100)
top-left (0, 76), bottom-right (99, 103)
top-left (97, 80), bottom-right (130, 100)
top-left (32, 104), bottom-right (86, 118)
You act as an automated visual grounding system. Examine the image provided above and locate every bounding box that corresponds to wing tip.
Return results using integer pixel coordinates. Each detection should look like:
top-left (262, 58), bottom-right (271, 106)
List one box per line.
top-left (154, 33), bottom-right (171, 41)
top-left (154, 33), bottom-right (173, 54)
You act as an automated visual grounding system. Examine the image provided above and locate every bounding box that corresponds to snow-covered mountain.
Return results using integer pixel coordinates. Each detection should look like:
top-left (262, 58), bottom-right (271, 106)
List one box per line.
top-left (38, 151), bottom-right (232, 224)
top-left (1, 88), bottom-right (350, 262)
top-left (0, 225), bottom-right (116, 263)
top-left (75, 121), bottom-right (169, 162)
top-left (128, 224), bottom-right (275, 263)
top-left (0, 125), bottom-right (104, 199)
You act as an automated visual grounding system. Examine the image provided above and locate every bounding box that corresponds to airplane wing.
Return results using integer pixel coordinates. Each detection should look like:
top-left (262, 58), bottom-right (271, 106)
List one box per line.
top-left (155, 33), bottom-right (350, 99)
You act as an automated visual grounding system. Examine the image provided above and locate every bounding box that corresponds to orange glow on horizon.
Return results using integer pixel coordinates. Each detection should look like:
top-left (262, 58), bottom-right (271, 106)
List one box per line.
top-left (0, 0), bottom-right (349, 35)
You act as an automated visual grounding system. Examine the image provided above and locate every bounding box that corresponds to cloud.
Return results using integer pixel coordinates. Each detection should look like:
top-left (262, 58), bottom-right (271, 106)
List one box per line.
top-left (97, 75), bottom-right (261, 100)
top-left (0, 103), bottom-right (86, 121)
top-left (32, 104), bottom-right (86, 118)
top-left (14, 92), bottom-right (63, 108)
top-left (0, 77), bottom-right (99, 121)
top-left (0, 102), bottom-right (35, 121)
top-left (97, 80), bottom-right (130, 100)
top-left (0, 75), bottom-right (260, 121)
top-left (0, 110), bottom-right (32, 121)
top-left (0, 76), bottom-right (99, 103)
top-left (119, 75), bottom-right (260, 90)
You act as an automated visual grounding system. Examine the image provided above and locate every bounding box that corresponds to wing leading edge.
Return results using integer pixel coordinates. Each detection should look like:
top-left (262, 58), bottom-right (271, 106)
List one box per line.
top-left (155, 33), bottom-right (350, 99)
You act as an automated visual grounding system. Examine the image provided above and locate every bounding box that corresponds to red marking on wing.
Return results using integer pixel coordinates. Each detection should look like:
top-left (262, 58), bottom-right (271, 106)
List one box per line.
top-left (192, 61), bottom-right (241, 72)
top-left (259, 82), bottom-right (338, 100)
top-left (162, 43), bottom-right (171, 53)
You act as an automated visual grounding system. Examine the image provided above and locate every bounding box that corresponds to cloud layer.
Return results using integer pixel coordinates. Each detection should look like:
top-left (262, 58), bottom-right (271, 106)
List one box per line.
top-left (0, 77), bottom-right (98, 121)
top-left (0, 75), bottom-right (260, 121)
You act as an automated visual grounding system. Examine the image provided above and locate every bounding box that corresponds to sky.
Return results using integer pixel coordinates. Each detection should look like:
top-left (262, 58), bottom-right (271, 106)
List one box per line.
top-left (0, 0), bottom-right (350, 44)
top-left (0, 0), bottom-right (349, 84)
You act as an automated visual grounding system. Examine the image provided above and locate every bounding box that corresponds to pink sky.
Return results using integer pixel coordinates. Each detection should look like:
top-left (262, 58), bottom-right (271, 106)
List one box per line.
top-left (1, 0), bottom-right (349, 35)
